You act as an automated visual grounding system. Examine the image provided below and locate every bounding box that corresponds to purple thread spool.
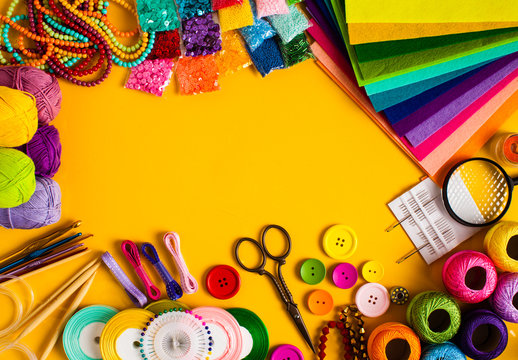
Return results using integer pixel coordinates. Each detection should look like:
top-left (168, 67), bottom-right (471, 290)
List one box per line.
top-left (21, 125), bottom-right (61, 178)
top-left (455, 309), bottom-right (508, 360)
top-left (490, 272), bottom-right (518, 323)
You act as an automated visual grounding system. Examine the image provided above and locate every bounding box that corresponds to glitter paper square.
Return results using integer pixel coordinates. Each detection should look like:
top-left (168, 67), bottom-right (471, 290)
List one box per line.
top-left (177, 0), bottom-right (212, 20)
top-left (215, 30), bottom-right (252, 76)
top-left (147, 30), bottom-right (181, 60)
top-left (256, 0), bottom-right (289, 18)
top-left (125, 59), bottom-right (174, 96)
top-left (240, 0), bottom-right (276, 51)
top-left (182, 14), bottom-right (222, 56)
top-left (176, 55), bottom-right (220, 95)
top-left (137, 0), bottom-right (180, 32)
top-left (212, 0), bottom-right (242, 11)
top-left (268, 5), bottom-right (309, 43)
top-left (246, 37), bottom-right (284, 77)
top-left (218, 0), bottom-right (254, 32)
top-left (278, 33), bottom-right (313, 67)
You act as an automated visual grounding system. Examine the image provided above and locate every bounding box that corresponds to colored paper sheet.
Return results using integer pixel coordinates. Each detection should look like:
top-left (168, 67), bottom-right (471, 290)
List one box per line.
top-left (397, 54), bottom-right (518, 147)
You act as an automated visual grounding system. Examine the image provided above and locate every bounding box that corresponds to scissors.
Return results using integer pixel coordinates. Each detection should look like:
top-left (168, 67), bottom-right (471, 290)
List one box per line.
top-left (235, 224), bottom-right (316, 354)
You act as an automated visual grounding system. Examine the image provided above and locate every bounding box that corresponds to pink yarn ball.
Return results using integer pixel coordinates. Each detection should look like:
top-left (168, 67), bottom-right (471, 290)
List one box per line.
top-left (442, 250), bottom-right (497, 303)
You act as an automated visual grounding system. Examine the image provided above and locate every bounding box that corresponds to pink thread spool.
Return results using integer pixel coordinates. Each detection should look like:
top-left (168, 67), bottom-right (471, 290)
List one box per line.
top-left (490, 272), bottom-right (518, 323)
top-left (442, 250), bottom-right (498, 303)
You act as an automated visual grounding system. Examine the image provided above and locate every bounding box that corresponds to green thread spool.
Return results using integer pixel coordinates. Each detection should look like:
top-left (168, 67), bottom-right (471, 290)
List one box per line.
top-left (227, 308), bottom-right (269, 360)
top-left (406, 291), bottom-right (461, 344)
top-left (145, 299), bottom-right (191, 314)
top-left (63, 305), bottom-right (118, 360)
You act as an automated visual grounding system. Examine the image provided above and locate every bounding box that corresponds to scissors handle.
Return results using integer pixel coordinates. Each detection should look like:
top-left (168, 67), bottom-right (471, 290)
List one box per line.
top-left (234, 237), bottom-right (267, 273)
top-left (261, 224), bottom-right (292, 262)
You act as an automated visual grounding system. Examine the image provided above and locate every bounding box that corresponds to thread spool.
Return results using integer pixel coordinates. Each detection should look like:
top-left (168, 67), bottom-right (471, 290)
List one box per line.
top-left (484, 222), bottom-right (518, 272)
top-left (227, 308), bottom-right (269, 360)
top-left (0, 177), bottom-right (61, 229)
top-left (442, 250), bottom-right (497, 303)
top-left (420, 342), bottom-right (466, 360)
top-left (63, 305), bottom-right (118, 360)
top-left (0, 67), bottom-right (62, 125)
top-left (490, 272), bottom-right (518, 323)
top-left (21, 125), bottom-right (61, 178)
top-left (0, 86), bottom-right (38, 148)
top-left (367, 322), bottom-right (421, 360)
top-left (390, 287), bottom-right (409, 305)
top-left (455, 309), bottom-right (508, 360)
top-left (0, 148), bottom-right (36, 208)
top-left (492, 133), bottom-right (518, 167)
top-left (406, 291), bottom-right (461, 344)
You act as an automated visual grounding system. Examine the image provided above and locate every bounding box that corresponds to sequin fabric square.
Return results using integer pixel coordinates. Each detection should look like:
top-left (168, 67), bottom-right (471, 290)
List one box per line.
top-left (137, 0), bottom-right (180, 32)
top-left (147, 30), bottom-right (181, 60)
top-left (246, 37), bottom-right (284, 77)
top-left (215, 30), bottom-right (252, 76)
top-left (212, 0), bottom-right (242, 11)
top-left (176, 55), bottom-right (220, 95)
top-left (239, 0), bottom-right (276, 51)
top-left (125, 59), bottom-right (174, 96)
top-left (182, 14), bottom-right (222, 56)
top-left (218, 0), bottom-right (254, 32)
top-left (178, 0), bottom-right (212, 20)
top-left (278, 33), bottom-right (313, 67)
top-left (256, 0), bottom-right (289, 18)
top-left (268, 5), bottom-right (309, 43)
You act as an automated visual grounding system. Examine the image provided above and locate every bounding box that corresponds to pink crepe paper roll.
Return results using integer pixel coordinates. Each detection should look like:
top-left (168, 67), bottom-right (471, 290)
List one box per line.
top-left (442, 250), bottom-right (497, 304)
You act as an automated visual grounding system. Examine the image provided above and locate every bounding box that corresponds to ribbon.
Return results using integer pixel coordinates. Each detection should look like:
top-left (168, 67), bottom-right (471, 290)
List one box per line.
top-left (163, 232), bottom-right (198, 294)
top-left (141, 243), bottom-right (183, 301)
top-left (120, 241), bottom-right (161, 301)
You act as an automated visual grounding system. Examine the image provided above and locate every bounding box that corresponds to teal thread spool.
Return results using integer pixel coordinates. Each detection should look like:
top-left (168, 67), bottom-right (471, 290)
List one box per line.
top-left (227, 308), bottom-right (269, 360)
top-left (407, 291), bottom-right (461, 344)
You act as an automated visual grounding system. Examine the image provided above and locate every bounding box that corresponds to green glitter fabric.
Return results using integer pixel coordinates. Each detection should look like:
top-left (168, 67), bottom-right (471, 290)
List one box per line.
top-left (137, 0), bottom-right (181, 32)
top-left (278, 33), bottom-right (313, 67)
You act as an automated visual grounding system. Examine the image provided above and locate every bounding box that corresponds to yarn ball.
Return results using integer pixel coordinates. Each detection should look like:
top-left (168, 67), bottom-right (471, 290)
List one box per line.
top-left (0, 66), bottom-right (61, 125)
top-left (22, 125), bottom-right (62, 178)
top-left (421, 342), bottom-right (466, 360)
top-left (367, 322), bottom-right (421, 360)
top-left (484, 222), bottom-right (518, 272)
top-left (490, 272), bottom-right (518, 323)
top-left (0, 86), bottom-right (38, 147)
top-left (0, 148), bottom-right (36, 208)
top-left (0, 176), bottom-right (61, 229)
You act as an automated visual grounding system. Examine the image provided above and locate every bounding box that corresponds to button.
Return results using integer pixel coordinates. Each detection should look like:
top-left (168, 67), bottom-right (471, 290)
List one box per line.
top-left (270, 344), bottom-right (304, 360)
top-left (323, 225), bottom-right (358, 260)
top-left (355, 283), bottom-right (390, 318)
top-left (300, 259), bottom-right (326, 285)
top-left (390, 286), bottom-right (409, 305)
top-left (307, 289), bottom-right (334, 315)
top-left (206, 265), bottom-right (241, 299)
top-left (362, 260), bottom-right (384, 282)
top-left (332, 263), bottom-right (358, 289)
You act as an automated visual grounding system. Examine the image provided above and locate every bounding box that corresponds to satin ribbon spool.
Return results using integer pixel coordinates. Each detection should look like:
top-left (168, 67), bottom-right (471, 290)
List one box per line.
top-left (192, 306), bottom-right (243, 360)
top-left (455, 309), bottom-right (508, 360)
top-left (421, 342), bottom-right (466, 360)
top-left (493, 133), bottom-right (518, 166)
top-left (141, 243), bottom-right (183, 300)
top-left (367, 322), bottom-right (421, 360)
top-left (442, 250), bottom-right (498, 303)
top-left (163, 232), bottom-right (198, 294)
top-left (63, 305), bottom-right (118, 360)
top-left (227, 308), bottom-right (269, 360)
top-left (484, 222), bottom-right (518, 272)
top-left (101, 252), bottom-right (148, 307)
top-left (406, 291), bottom-right (461, 344)
top-left (99, 308), bottom-right (155, 360)
top-left (490, 272), bottom-right (518, 323)
top-left (121, 240), bottom-right (161, 301)
top-left (145, 299), bottom-right (191, 314)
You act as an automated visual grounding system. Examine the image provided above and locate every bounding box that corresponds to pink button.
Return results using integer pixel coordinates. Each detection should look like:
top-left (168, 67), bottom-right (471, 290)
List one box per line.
top-left (355, 283), bottom-right (390, 318)
top-left (332, 263), bottom-right (358, 289)
top-left (270, 344), bottom-right (304, 360)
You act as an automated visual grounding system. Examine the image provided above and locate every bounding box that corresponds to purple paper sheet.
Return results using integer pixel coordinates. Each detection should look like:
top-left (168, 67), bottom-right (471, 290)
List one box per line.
top-left (393, 53), bottom-right (518, 147)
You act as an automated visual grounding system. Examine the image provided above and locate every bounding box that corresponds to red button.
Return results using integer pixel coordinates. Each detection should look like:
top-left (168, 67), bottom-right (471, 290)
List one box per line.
top-left (206, 265), bottom-right (241, 299)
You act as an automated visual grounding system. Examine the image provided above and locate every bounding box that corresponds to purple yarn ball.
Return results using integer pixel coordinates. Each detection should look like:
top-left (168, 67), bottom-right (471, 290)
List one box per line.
top-left (491, 272), bottom-right (518, 323)
top-left (0, 66), bottom-right (62, 125)
top-left (22, 125), bottom-right (61, 178)
top-left (0, 177), bottom-right (61, 229)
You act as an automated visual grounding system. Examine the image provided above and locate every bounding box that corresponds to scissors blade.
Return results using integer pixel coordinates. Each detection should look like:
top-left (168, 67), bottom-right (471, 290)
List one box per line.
top-left (287, 302), bottom-right (316, 354)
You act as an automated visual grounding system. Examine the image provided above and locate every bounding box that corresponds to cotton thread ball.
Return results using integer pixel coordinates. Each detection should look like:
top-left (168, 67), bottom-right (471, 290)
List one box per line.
top-left (367, 322), bottom-right (421, 360)
top-left (484, 222), bottom-right (518, 272)
top-left (0, 148), bottom-right (36, 208)
top-left (0, 86), bottom-right (38, 147)
top-left (490, 272), bottom-right (518, 323)
top-left (421, 342), bottom-right (466, 360)
top-left (0, 66), bottom-right (61, 125)
top-left (442, 250), bottom-right (498, 303)
top-left (21, 125), bottom-right (62, 178)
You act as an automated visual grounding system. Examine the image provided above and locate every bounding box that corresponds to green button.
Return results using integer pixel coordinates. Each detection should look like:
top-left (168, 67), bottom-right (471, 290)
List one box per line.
top-left (300, 258), bottom-right (326, 285)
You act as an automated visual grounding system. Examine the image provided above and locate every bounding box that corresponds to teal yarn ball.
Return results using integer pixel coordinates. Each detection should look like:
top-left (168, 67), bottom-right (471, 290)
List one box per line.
top-left (407, 291), bottom-right (461, 344)
top-left (421, 342), bottom-right (466, 360)
top-left (0, 148), bottom-right (36, 208)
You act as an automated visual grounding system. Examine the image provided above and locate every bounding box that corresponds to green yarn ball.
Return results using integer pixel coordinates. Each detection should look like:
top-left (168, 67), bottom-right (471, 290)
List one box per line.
top-left (0, 148), bottom-right (36, 208)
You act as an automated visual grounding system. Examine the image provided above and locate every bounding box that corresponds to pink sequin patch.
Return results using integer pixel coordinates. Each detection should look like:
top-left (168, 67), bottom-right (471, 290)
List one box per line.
top-left (125, 59), bottom-right (175, 96)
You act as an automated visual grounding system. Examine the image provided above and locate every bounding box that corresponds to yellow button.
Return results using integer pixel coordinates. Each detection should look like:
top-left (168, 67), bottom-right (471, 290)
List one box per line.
top-left (323, 225), bottom-right (358, 260)
top-left (362, 260), bottom-right (384, 282)
top-left (307, 289), bottom-right (334, 315)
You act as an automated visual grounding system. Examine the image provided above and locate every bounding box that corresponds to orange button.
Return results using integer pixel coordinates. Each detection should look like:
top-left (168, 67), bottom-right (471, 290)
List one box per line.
top-left (307, 289), bottom-right (334, 316)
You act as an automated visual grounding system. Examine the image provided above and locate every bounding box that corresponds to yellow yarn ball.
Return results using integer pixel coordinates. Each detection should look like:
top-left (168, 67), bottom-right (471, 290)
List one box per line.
top-left (484, 221), bottom-right (518, 272)
top-left (0, 86), bottom-right (38, 147)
